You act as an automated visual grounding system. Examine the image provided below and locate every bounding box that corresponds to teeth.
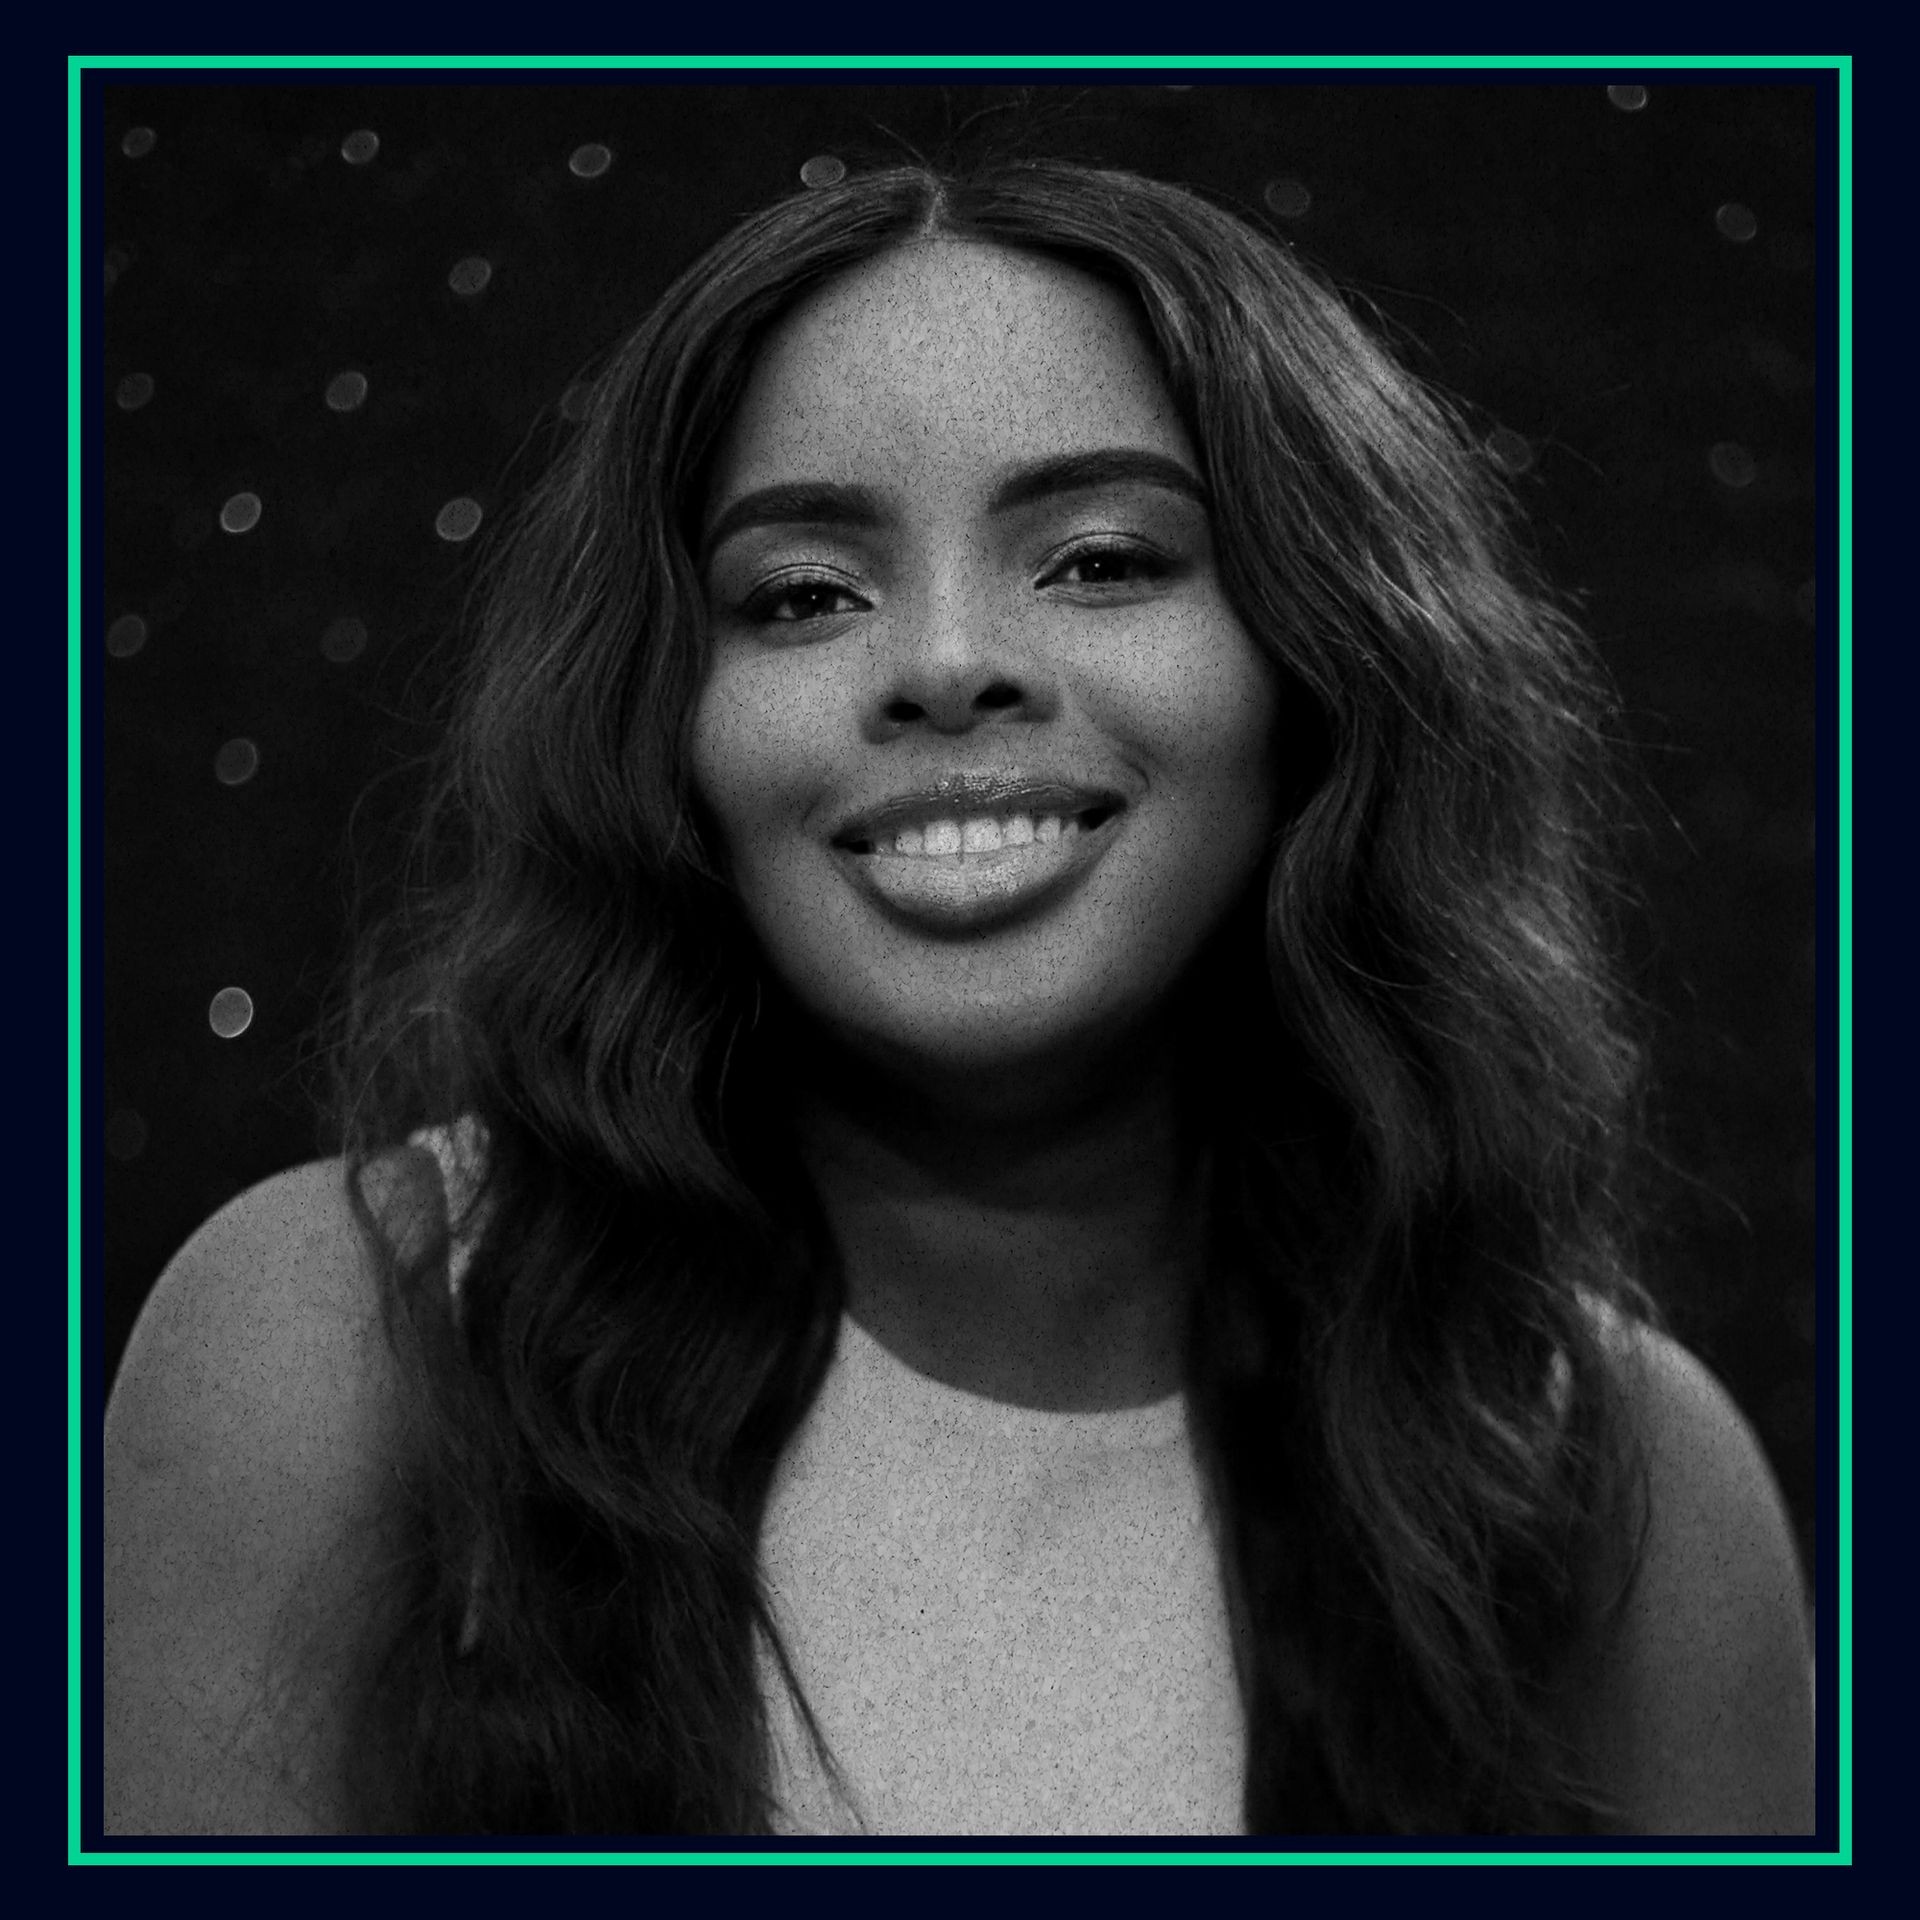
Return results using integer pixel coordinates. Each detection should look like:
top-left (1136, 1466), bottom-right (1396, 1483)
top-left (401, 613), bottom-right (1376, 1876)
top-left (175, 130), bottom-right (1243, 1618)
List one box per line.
top-left (867, 811), bottom-right (1082, 857)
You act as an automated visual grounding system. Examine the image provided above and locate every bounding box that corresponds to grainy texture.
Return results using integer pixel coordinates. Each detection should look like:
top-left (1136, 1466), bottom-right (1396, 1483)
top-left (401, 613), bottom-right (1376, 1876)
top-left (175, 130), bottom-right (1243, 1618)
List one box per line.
top-left (100, 81), bottom-right (1822, 1579)
top-left (759, 1317), bottom-right (1245, 1836)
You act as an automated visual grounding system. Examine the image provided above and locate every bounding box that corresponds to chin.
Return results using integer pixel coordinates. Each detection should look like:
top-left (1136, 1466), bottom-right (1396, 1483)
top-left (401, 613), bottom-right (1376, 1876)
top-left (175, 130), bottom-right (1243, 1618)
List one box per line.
top-left (747, 883), bottom-right (1238, 1097)
top-left (828, 972), bottom-right (1183, 1091)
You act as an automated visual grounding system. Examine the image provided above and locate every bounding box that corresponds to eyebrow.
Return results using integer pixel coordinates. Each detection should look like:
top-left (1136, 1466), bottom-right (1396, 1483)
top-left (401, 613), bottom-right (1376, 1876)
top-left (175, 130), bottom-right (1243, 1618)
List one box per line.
top-left (699, 448), bottom-right (1211, 564)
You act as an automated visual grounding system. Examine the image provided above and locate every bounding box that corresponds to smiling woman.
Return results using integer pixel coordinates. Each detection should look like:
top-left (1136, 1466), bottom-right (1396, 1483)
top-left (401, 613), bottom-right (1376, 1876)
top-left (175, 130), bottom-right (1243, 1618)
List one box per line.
top-left (103, 157), bottom-right (1814, 1839)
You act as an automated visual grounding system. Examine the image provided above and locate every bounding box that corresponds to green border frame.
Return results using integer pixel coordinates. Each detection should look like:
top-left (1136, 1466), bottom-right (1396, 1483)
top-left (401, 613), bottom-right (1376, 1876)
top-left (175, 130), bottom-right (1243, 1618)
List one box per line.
top-left (72, 49), bottom-right (1852, 1867)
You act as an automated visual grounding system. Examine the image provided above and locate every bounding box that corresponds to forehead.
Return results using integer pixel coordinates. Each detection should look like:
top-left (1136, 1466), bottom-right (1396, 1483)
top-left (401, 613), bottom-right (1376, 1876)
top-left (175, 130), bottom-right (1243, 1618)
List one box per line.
top-left (710, 241), bottom-right (1193, 495)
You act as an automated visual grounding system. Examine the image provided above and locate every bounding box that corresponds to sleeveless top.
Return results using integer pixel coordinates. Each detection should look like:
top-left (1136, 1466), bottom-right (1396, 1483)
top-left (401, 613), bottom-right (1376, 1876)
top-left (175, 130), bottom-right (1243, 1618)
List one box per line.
top-left (408, 1121), bottom-right (1249, 1836)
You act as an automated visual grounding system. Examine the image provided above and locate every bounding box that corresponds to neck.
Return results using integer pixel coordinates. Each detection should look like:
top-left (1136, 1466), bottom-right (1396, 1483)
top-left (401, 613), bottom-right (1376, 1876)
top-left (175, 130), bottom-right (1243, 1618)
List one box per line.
top-left (782, 1018), bottom-right (1211, 1413)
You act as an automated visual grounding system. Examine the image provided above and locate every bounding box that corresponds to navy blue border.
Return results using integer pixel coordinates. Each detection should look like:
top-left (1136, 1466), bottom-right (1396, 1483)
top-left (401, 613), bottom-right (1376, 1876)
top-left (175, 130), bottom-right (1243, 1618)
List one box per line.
top-left (75, 53), bottom-right (1853, 1868)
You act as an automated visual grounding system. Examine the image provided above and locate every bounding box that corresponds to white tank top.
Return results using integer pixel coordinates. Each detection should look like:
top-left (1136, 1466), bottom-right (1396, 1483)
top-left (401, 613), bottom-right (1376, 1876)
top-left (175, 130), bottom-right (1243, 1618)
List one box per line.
top-left (410, 1122), bottom-right (1249, 1836)
top-left (758, 1315), bottom-right (1247, 1835)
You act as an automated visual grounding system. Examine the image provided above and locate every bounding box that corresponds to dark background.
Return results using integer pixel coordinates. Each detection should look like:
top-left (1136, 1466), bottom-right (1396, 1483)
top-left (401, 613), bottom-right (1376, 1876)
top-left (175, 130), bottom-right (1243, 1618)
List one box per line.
top-left (98, 79), bottom-right (1826, 1576)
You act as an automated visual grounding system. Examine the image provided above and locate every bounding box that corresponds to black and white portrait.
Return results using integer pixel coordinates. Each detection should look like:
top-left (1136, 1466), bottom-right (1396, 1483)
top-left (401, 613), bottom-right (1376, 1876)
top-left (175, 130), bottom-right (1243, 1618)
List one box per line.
top-left (98, 75), bottom-right (1828, 1845)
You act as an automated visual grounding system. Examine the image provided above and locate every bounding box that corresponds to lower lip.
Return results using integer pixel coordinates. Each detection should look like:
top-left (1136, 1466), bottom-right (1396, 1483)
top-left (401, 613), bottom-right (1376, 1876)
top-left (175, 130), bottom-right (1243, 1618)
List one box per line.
top-left (835, 814), bottom-right (1122, 935)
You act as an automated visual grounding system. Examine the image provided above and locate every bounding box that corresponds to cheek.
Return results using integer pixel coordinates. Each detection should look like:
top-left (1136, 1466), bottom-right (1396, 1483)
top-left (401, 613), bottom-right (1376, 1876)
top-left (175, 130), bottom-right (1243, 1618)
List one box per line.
top-left (688, 666), bottom-right (853, 981)
top-left (689, 663), bottom-right (817, 850)
top-left (1102, 615), bottom-right (1285, 845)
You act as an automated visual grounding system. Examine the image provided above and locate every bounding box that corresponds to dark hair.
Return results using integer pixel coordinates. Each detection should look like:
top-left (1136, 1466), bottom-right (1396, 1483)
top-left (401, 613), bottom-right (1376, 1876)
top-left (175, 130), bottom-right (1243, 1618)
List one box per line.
top-left (331, 156), bottom-right (1655, 1835)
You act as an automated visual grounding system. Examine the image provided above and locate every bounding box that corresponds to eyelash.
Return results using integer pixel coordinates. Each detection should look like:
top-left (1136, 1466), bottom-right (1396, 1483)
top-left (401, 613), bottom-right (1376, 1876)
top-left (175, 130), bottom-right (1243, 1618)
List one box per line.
top-left (740, 541), bottom-right (1174, 626)
top-left (741, 573), bottom-right (867, 625)
top-left (1041, 539), bottom-right (1175, 592)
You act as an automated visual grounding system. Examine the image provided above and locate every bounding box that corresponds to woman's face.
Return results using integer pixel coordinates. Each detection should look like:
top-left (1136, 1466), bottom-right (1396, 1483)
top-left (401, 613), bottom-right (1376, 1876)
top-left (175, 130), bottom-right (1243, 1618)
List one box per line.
top-left (691, 240), bottom-right (1284, 1094)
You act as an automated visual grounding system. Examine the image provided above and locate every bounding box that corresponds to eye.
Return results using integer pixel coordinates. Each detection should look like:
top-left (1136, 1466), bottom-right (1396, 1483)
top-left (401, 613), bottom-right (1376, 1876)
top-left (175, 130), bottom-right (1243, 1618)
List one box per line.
top-left (1039, 541), bottom-right (1175, 593)
top-left (744, 574), bottom-right (870, 624)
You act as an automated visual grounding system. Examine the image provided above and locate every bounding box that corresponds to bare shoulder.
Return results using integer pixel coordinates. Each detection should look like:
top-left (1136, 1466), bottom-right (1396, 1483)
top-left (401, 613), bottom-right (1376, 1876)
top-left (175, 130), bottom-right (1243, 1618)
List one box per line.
top-left (104, 1150), bottom-right (441, 1835)
top-left (1577, 1307), bottom-right (1817, 1835)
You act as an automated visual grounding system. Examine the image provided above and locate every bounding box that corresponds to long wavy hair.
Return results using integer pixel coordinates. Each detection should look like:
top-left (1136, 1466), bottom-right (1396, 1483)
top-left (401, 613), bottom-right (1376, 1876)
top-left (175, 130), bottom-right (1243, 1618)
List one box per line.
top-left (328, 155), bottom-right (1657, 1836)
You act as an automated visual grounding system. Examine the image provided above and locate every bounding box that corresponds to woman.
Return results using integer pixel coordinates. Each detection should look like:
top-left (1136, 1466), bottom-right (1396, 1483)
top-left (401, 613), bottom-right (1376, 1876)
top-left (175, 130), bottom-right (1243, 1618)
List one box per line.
top-left (103, 157), bottom-right (1815, 1838)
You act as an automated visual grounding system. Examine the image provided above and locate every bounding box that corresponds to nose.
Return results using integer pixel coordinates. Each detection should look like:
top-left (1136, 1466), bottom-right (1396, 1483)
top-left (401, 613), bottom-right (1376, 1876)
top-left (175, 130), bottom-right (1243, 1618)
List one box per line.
top-left (874, 671), bottom-right (1037, 737)
top-left (862, 575), bottom-right (1061, 740)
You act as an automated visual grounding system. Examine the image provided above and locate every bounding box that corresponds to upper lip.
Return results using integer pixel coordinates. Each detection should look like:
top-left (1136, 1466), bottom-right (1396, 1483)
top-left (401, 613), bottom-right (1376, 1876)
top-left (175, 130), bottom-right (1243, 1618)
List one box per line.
top-left (830, 773), bottom-right (1127, 849)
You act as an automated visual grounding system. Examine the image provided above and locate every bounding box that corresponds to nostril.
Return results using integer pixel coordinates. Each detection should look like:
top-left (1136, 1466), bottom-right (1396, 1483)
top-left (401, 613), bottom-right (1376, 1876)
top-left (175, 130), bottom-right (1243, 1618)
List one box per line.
top-left (976, 682), bottom-right (1022, 712)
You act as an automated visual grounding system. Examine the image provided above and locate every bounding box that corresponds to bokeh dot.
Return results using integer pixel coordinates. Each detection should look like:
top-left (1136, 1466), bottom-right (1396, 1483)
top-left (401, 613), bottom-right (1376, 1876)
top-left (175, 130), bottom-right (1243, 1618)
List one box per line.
top-left (558, 382), bottom-right (593, 424)
top-left (1263, 177), bottom-right (1312, 219)
top-left (115, 372), bottom-right (155, 411)
top-left (448, 255), bottom-right (493, 297)
top-left (800, 154), bottom-right (847, 189)
top-left (1486, 426), bottom-right (1535, 475)
top-left (1715, 201), bottom-right (1759, 244)
top-left (320, 615), bottom-right (369, 663)
top-left (1795, 578), bottom-right (1817, 625)
top-left (325, 369), bottom-right (369, 412)
top-left (341, 128), bottom-right (380, 165)
top-left (214, 737), bottom-right (260, 786)
top-left (209, 987), bottom-right (255, 1040)
top-left (106, 1108), bottom-right (149, 1161)
top-left (220, 491), bottom-right (263, 534)
top-left (1708, 442), bottom-right (1758, 489)
top-left (121, 126), bottom-right (157, 159)
top-left (569, 142), bottom-right (613, 179)
top-left (435, 496), bottom-right (484, 542)
top-left (1606, 84), bottom-right (1649, 112)
top-left (107, 614), bottom-right (148, 659)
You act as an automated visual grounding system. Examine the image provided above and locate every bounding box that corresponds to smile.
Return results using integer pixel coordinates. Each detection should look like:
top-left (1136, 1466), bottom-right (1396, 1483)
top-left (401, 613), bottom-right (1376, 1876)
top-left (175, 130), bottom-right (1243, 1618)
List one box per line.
top-left (835, 804), bottom-right (1123, 934)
